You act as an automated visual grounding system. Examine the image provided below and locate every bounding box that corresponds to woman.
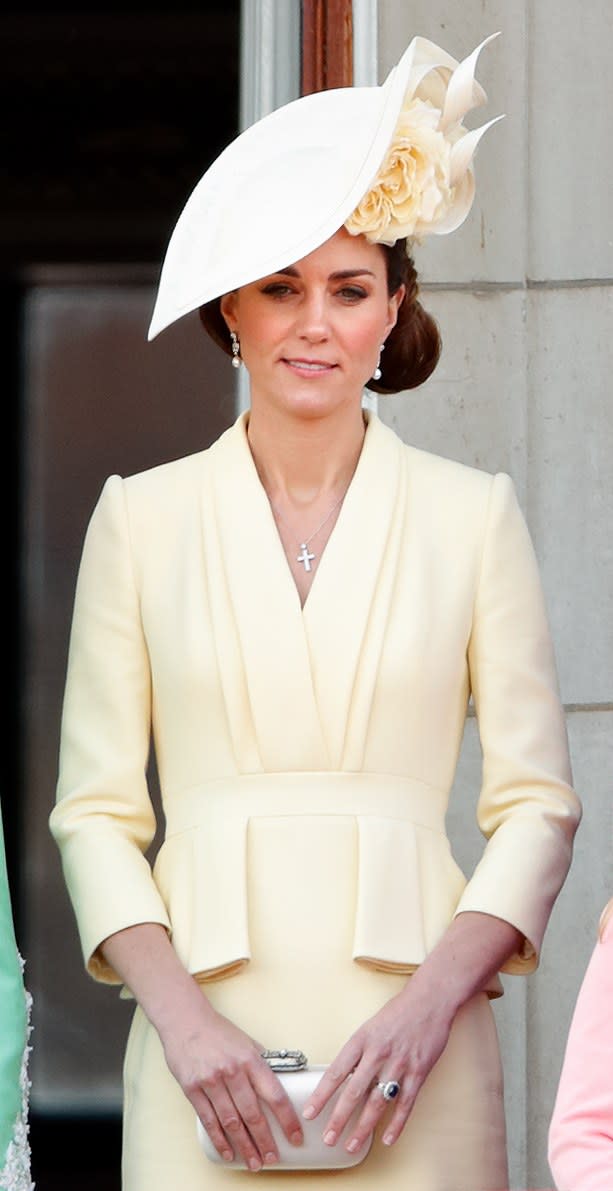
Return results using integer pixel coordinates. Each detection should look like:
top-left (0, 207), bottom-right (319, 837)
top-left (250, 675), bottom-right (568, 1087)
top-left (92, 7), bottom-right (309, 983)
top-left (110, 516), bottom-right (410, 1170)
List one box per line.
top-left (50, 32), bottom-right (581, 1191)
top-left (0, 804), bottom-right (33, 1191)
top-left (548, 899), bottom-right (613, 1189)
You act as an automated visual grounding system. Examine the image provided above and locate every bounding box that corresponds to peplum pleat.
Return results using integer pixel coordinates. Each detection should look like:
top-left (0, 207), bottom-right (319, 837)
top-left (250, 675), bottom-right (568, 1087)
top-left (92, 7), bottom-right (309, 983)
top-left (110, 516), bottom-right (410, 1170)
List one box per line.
top-left (144, 772), bottom-right (502, 998)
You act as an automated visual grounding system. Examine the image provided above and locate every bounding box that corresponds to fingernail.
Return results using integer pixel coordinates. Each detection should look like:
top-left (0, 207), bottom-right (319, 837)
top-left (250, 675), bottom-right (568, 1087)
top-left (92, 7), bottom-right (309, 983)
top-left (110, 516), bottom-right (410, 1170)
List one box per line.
top-left (264, 1152), bottom-right (277, 1165)
top-left (248, 1158), bottom-right (262, 1172)
top-left (222, 1150), bottom-right (233, 1163)
top-left (302, 1105), bottom-right (315, 1119)
top-left (346, 1138), bottom-right (360, 1153)
top-left (383, 1133), bottom-right (394, 1146)
top-left (323, 1130), bottom-right (337, 1146)
top-left (291, 1130), bottom-right (303, 1146)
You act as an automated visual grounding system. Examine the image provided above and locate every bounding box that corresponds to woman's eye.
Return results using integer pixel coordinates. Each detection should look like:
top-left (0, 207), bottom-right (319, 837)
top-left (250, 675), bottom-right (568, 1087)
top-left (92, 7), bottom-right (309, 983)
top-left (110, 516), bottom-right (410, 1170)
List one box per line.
top-left (337, 286), bottom-right (368, 301)
top-left (261, 283), bottom-right (294, 297)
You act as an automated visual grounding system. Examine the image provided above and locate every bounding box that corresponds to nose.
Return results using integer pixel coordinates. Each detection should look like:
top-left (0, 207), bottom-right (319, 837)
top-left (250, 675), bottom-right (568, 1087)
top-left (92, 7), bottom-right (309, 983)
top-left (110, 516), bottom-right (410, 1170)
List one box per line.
top-left (295, 290), bottom-right (330, 342)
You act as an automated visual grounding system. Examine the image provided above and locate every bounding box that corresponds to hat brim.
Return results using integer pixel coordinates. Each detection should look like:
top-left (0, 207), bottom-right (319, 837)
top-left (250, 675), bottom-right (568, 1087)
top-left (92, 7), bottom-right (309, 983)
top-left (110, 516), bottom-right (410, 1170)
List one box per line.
top-left (147, 35), bottom-right (494, 340)
top-left (148, 40), bottom-right (438, 340)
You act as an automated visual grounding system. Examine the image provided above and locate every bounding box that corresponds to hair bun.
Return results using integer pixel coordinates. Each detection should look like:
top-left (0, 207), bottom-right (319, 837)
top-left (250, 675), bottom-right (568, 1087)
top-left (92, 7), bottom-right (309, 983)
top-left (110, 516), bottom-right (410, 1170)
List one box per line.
top-left (369, 242), bottom-right (441, 394)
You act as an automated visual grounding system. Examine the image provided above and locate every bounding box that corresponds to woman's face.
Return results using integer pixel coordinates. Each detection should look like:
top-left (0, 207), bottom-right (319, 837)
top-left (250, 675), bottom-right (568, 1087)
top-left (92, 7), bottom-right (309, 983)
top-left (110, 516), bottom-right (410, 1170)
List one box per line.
top-left (220, 228), bottom-right (405, 421)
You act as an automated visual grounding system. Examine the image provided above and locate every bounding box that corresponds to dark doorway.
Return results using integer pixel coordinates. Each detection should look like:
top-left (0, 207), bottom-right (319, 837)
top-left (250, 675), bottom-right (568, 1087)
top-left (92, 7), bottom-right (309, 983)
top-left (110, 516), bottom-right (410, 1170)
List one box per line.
top-left (1, 5), bottom-right (240, 265)
top-left (2, 5), bottom-right (240, 1187)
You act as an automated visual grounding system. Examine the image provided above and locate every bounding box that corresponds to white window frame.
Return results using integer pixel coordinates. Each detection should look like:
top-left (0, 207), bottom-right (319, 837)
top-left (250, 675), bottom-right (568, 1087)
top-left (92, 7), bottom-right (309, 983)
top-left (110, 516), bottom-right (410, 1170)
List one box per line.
top-left (236, 0), bottom-right (379, 413)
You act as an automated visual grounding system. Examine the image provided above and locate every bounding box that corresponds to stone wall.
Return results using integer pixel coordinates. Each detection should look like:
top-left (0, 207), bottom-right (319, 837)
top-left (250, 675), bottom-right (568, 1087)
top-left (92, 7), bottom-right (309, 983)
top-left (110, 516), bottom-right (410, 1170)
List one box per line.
top-left (377, 3), bottom-right (613, 1187)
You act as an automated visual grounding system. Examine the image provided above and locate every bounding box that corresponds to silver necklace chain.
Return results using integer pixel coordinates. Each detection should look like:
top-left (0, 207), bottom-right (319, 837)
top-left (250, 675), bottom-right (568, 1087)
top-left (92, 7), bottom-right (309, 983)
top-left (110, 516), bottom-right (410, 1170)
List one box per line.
top-left (271, 490), bottom-right (347, 572)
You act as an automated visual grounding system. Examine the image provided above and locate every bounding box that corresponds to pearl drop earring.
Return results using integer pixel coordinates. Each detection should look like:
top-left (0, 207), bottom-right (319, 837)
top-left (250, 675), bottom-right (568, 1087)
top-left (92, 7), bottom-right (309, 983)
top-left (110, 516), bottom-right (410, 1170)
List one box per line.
top-left (230, 331), bottom-right (242, 369)
top-left (373, 343), bottom-right (385, 381)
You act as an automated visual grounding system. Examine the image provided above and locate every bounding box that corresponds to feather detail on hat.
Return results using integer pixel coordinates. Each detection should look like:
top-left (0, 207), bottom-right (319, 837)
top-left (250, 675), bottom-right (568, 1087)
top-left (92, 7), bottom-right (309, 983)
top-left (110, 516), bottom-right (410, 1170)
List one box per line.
top-left (345, 33), bottom-right (502, 245)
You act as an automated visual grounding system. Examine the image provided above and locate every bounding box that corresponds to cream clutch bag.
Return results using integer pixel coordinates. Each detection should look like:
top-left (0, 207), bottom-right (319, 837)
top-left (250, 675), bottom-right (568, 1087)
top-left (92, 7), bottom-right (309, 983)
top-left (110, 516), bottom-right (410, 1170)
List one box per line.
top-left (196, 1050), bottom-right (373, 1170)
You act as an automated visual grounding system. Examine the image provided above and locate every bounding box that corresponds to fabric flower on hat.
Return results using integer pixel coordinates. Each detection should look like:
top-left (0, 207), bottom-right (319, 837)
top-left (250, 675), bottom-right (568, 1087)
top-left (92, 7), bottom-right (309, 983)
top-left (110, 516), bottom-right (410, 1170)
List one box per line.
top-left (345, 33), bottom-right (502, 244)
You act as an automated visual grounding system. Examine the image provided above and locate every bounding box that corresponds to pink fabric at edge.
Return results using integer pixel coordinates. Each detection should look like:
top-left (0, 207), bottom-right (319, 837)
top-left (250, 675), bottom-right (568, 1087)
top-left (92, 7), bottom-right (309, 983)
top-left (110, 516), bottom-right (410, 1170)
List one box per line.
top-left (548, 915), bottom-right (613, 1190)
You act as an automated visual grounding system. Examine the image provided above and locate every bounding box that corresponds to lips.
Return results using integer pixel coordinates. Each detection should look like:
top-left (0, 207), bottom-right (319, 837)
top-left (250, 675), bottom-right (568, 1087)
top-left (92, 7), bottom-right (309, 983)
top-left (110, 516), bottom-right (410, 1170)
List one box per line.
top-left (283, 358), bottom-right (336, 371)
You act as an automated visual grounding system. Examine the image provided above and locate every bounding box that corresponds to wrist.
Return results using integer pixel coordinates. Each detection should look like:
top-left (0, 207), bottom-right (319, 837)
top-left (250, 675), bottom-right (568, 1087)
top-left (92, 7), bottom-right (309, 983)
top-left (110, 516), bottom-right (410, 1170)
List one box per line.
top-left (146, 965), bottom-right (216, 1038)
top-left (398, 960), bottom-right (461, 1025)
top-left (401, 912), bottom-right (524, 1019)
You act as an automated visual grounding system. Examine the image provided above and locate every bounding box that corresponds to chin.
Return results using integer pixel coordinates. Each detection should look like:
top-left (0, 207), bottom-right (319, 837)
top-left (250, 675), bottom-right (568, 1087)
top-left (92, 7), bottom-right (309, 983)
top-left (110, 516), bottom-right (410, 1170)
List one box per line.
top-left (249, 373), bottom-right (365, 422)
top-left (280, 382), bottom-right (364, 421)
top-left (284, 395), bottom-right (352, 422)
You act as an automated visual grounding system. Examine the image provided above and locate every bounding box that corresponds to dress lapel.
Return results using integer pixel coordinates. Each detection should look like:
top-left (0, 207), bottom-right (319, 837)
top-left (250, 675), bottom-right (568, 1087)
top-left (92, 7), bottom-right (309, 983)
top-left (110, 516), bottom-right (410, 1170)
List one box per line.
top-left (303, 413), bottom-right (405, 769)
top-left (204, 414), bottom-right (331, 771)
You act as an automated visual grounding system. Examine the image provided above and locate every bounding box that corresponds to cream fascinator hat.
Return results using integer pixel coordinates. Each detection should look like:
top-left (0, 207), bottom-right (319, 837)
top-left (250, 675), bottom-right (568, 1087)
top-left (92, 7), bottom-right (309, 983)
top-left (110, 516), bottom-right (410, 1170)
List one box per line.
top-left (148, 32), bottom-right (501, 341)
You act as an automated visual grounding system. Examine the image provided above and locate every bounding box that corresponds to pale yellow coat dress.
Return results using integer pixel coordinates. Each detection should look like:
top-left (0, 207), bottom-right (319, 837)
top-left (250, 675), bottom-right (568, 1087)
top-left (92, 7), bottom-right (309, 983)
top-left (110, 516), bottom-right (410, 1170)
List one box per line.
top-left (50, 411), bottom-right (580, 1190)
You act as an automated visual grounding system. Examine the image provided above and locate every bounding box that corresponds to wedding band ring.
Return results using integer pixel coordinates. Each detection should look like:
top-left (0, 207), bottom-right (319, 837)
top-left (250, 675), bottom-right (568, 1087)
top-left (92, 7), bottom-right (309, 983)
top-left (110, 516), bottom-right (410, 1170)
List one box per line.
top-left (377, 1079), bottom-right (401, 1101)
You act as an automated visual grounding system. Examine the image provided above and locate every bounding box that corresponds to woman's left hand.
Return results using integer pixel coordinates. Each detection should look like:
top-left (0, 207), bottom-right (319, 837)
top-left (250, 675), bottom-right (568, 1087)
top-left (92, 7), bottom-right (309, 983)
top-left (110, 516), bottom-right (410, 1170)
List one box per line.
top-left (304, 911), bottom-right (524, 1154)
top-left (302, 980), bottom-right (454, 1153)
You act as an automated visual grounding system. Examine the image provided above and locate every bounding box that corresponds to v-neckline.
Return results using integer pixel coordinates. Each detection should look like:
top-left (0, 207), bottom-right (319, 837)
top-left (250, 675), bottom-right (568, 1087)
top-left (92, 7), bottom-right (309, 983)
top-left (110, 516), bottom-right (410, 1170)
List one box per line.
top-left (203, 408), bottom-right (404, 771)
top-left (239, 409), bottom-right (374, 615)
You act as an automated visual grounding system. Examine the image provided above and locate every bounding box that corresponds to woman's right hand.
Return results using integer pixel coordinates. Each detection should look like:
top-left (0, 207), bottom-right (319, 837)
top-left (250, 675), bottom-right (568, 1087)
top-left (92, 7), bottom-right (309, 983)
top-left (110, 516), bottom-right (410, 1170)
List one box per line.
top-left (99, 923), bottom-right (303, 1171)
top-left (158, 998), bottom-right (304, 1171)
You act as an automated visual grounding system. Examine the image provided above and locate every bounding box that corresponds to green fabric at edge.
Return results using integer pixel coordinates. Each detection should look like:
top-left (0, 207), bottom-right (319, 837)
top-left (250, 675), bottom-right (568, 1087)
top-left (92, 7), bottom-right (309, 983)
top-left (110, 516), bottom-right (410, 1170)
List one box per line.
top-left (0, 802), bottom-right (27, 1164)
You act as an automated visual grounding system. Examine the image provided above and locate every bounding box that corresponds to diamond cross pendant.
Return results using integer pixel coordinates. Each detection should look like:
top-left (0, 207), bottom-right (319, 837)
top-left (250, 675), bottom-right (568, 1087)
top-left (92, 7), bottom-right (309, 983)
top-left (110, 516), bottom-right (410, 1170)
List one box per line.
top-left (297, 543), bottom-right (315, 572)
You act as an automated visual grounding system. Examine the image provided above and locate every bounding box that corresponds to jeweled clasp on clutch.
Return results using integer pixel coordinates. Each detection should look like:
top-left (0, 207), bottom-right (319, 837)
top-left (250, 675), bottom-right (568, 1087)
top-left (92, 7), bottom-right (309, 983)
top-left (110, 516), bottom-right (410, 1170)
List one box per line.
top-left (261, 1048), bottom-right (308, 1071)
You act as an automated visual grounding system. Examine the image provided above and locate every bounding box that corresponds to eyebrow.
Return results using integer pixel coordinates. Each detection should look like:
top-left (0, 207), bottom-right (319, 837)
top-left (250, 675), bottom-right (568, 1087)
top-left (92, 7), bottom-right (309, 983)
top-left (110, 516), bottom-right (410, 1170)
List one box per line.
top-left (274, 267), bottom-right (376, 280)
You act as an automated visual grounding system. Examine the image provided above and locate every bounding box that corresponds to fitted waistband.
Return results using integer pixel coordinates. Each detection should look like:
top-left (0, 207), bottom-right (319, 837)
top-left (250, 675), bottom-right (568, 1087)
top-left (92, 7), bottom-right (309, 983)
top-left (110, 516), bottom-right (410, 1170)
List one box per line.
top-left (163, 771), bottom-right (448, 838)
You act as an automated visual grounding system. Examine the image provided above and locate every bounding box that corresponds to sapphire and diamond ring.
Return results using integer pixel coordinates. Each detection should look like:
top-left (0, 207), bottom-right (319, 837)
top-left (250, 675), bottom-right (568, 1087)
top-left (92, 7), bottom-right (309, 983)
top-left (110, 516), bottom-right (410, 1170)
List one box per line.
top-left (377, 1079), bottom-right (401, 1101)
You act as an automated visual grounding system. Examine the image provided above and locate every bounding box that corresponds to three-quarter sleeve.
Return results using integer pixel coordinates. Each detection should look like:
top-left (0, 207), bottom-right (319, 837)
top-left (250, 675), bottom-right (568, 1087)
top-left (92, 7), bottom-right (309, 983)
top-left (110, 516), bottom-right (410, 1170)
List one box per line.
top-left (50, 475), bottom-right (171, 983)
top-left (548, 914), bottom-right (613, 1190)
top-left (454, 472), bottom-right (581, 969)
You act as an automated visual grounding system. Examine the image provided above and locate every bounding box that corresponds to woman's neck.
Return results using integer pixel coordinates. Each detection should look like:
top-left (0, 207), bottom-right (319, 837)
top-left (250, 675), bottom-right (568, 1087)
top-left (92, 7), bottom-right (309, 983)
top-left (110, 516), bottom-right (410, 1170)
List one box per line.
top-left (246, 404), bottom-right (368, 508)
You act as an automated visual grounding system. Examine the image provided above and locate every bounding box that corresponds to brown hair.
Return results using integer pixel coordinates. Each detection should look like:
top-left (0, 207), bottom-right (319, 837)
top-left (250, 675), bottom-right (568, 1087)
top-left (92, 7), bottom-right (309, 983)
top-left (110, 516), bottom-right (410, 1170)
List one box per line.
top-left (198, 237), bottom-right (441, 394)
top-left (370, 239), bottom-right (441, 394)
